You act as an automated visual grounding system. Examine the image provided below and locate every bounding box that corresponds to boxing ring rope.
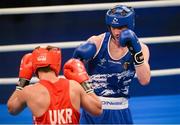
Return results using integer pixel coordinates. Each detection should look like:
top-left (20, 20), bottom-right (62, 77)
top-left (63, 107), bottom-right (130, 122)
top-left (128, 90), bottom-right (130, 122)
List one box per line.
top-left (0, 0), bottom-right (180, 15)
top-left (0, 35), bottom-right (180, 85)
top-left (0, 35), bottom-right (180, 52)
top-left (0, 68), bottom-right (180, 85)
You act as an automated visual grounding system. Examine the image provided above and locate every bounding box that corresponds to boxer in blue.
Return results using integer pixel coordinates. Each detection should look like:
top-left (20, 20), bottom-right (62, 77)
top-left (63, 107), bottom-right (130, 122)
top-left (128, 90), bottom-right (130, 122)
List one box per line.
top-left (73, 5), bottom-right (151, 124)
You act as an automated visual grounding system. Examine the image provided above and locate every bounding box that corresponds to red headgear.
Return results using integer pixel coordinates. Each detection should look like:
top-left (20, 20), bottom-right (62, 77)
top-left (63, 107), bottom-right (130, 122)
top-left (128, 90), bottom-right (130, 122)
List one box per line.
top-left (32, 46), bottom-right (61, 76)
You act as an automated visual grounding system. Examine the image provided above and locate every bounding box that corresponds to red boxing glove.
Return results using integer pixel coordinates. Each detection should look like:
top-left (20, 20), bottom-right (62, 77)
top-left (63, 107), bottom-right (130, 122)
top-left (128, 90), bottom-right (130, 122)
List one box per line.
top-left (63, 58), bottom-right (89, 83)
top-left (64, 59), bottom-right (93, 93)
top-left (17, 53), bottom-right (33, 90)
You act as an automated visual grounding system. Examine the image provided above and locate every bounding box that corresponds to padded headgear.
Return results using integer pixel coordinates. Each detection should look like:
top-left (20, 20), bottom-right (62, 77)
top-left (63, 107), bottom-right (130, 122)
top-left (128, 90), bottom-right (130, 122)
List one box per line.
top-left (32, 46), bottom-right (61, 76)
top-left (106, 5), bottom-right (135, 30)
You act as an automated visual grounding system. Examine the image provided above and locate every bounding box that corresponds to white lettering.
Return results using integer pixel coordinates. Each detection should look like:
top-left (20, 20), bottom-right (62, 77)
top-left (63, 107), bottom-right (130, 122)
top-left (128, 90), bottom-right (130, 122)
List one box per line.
top-left (58, 109), bottom-right (65, 124)
top-left (49, 110), bottom-right (57, 125)
top-left (49, 108), bottom-right (73, 124)
top-left (66, 108), bottom-right (72, 123)
top-left (37, 55), bottom-right (46, 61)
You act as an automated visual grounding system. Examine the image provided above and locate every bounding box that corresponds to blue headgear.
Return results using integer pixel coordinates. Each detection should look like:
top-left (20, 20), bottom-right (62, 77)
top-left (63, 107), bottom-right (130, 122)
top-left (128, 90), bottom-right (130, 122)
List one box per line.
top-left (105, 5), bottom-right (135, 30)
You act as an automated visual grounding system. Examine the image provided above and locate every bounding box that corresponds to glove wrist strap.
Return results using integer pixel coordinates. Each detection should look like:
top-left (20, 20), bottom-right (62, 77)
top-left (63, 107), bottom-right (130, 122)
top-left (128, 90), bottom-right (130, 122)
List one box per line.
top-left (133, 51), bottom-right (144, 66)
top-left (16, 78), bottom-right (30, 90)
top-left (81, 82), bottom-right (93, 93)
top-left (16, 85), bottom-right (23, 91)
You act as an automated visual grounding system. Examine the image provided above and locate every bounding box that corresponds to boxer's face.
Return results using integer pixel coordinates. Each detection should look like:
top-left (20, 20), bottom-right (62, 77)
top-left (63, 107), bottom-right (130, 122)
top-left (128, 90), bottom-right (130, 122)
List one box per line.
top-left (110, 26), bottom-right (127, 42)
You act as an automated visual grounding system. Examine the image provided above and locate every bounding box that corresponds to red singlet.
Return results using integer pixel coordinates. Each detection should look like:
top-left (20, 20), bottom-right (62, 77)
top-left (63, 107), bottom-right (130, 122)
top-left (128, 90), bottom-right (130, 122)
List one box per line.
top-left (33, 78), bottom-right (80, 124)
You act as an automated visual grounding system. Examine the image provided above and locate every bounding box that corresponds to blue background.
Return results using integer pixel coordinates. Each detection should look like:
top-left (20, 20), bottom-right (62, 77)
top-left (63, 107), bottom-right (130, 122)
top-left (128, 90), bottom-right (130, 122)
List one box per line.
top-left (0, 3), bottom-right (180, 124)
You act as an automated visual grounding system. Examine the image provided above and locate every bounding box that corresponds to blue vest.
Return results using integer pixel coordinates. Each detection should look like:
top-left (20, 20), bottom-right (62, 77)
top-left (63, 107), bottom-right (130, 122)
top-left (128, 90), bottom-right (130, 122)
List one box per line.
top-left (87, 32), bottom-right (135, 98)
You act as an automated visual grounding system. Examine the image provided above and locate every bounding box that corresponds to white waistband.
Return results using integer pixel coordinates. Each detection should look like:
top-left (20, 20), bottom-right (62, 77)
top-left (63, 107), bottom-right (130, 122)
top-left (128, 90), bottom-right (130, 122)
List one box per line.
top-left (99, 96), bottom-right (128, 110)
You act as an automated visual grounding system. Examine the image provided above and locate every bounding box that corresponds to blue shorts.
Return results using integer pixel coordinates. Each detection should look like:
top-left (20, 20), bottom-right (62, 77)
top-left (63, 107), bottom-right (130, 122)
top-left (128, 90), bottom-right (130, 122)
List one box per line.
top-left (80, 97), bottom-right (133, 124)
top-left (80, 108), bottom-right (133, 124)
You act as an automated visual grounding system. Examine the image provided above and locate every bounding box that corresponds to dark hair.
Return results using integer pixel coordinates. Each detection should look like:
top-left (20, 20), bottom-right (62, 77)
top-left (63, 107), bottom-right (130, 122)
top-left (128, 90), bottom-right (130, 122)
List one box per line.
top-left (35, 65), bottom-right (53, 77)
top-left (35, 45), bottom-right (59, 51)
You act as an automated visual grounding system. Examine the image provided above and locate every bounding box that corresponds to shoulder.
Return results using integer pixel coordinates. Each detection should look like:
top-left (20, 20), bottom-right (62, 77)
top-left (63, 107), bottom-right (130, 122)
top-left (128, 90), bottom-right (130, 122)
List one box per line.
top-left (140, 42), bottom-right (149, 52)
top-left (140, 41), bottom-right (150, 61)
top-left (22, 84), bottom-right (33, 93)
top-left (69, 80), bottom-right (83, 93)
top-left (69, 80), bottom-right (81, 89)
top-left (22, 83), bottom-right (42, 96)
top-left (87, 33), bottom-right (106, 49)
top-left (88, 33), bottom-right (105, 43)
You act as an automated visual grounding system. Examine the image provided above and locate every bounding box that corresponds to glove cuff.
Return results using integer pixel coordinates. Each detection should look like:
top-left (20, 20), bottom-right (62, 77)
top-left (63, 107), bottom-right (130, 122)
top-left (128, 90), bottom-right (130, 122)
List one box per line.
top-left (133, 51), bottom-right (144, 66)
top-left (16, 78), bottom-right (30, 90)
top-left (81, 81), bottom-right (93, 93)
top-left (16, 85), bottom-right (23, 91)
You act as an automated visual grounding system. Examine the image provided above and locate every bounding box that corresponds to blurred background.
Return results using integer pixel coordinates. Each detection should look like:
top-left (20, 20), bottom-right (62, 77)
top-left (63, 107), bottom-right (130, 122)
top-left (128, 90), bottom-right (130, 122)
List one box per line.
top-left (0, 0), bottom-right (180, 124)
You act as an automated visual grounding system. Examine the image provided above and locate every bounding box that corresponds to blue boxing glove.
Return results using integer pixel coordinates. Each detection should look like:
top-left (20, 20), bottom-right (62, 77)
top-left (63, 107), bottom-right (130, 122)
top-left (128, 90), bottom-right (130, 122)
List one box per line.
top-left (119, 29), bottom-right (144, 66)
top-left (73, 42), bottom-right (96, 61)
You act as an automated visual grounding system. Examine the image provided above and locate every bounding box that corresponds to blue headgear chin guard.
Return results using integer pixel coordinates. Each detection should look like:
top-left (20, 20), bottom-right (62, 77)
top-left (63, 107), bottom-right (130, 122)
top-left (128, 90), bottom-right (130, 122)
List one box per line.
top-left (105, 5), bottom-right (135, 30)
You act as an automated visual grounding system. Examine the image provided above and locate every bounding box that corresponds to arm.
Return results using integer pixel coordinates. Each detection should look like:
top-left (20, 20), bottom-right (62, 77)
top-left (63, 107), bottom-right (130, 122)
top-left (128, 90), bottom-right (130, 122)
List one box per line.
top-left (80, 87), bottom-right (102, 116)
top-left (7, 53), bottom-right (33, 115)
top-left (70, 80), bottom-right (102, 116)
top-left (64, 59), bottom-right (102, 115)
top-left (119, 29), bottom-right (151, 85)
top-left (7, 90), bottom-right (27, 115)
top-left (135, 43), bottom-right (151, 85)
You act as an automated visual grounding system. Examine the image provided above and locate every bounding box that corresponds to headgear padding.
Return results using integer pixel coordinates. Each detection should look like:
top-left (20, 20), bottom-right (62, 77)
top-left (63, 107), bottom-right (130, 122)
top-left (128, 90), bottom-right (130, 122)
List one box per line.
top-left (32, 46), bottom-right (61, 76)
top-left (106, 5), bottom-right (135, 30)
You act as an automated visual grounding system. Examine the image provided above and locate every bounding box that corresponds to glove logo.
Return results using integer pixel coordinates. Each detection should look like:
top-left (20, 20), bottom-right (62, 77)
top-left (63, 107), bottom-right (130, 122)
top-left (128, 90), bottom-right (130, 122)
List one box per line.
top-left (37, 55), bottom-right (46, 62)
